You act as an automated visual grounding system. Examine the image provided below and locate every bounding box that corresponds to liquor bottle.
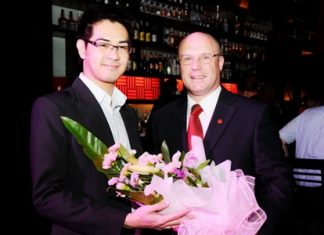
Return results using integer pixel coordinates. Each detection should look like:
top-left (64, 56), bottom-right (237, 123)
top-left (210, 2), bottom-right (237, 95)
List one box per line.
top-left (234, 15), bottom-right (241, 35)
top-left (215, 5), bottom-right (220, 23)
top-left (133, 21), bottom-right (139, 41)
top-left (58, 9), bottom-right (67, 29)
top-left (124, 0), bottom-right (130, 8)
top-left (223, 18), bottom-right (229, 33)
top-left (151, 24), bottom-right (158, 43)
top-left (67, 11), bottom-right (76, 31)
top-left (131, 47), bottom-right (137, 72)
top-left (145, 21), bottom-right (151, 42)
top-left (139, 20), bottom-right (145, 42)
top-left (139, 113), bottom-right (148, 137)
top-left (168, 27), bottom-right (175, 47)
top-left (184, 2), bottom-right (190, 21)
top-left (74, 11), bottom-right (83, 32)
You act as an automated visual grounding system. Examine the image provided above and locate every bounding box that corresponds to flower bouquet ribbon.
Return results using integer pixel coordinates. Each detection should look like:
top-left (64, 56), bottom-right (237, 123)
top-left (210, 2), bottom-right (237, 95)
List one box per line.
top-left (61, 117), bottom-right (266, 234)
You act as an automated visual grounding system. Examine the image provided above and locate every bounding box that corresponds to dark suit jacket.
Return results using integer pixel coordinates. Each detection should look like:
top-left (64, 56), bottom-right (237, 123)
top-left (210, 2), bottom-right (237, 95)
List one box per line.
top-left (147, 88), bottom-right (294, 235)
top-left (30, 78), bottom-right (144, 235)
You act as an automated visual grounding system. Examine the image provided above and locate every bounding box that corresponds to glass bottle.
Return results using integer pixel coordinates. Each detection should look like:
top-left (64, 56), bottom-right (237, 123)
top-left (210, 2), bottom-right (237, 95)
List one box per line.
top-left (58, 9), bottom-right (67, 29)
top-left (67, 11), bottom-right (76, 31)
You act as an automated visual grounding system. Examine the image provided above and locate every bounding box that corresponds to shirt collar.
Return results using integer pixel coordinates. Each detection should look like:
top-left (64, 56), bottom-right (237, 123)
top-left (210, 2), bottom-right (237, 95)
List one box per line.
top-left (187, 86), bottom-right (222, 115)
top-left (79, 72), bottom-right (127, 109)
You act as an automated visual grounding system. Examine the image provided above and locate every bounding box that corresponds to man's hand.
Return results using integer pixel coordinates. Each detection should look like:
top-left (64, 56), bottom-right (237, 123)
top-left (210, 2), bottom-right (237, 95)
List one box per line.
top-left (124, 200), bottom-right (191, 230)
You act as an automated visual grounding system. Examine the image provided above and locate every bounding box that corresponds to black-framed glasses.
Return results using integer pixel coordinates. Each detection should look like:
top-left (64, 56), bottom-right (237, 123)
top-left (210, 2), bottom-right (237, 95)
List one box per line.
top-left (83, 39), bottom-right (131, 54)
top-left (179, 53), bottom-right (223, 65)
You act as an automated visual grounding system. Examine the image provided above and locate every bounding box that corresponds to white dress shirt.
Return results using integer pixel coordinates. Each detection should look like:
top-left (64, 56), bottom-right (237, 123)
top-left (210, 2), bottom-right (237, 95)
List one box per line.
top-left (80, 73), bottom-right (131, 150)
top-left (187, 86), bottom-right (222, 136)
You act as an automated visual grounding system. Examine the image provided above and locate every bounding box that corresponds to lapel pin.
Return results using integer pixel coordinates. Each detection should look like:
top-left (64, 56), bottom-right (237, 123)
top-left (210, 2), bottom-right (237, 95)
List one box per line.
top-left (217, 118), bottom-right (223, 124)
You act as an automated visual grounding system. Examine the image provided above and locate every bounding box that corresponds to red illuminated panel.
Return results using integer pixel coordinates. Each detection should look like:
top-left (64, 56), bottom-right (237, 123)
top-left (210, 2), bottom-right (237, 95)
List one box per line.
top-left (116, 76), bottom-right (160, 100)
top-left (222, 83), bottom-right (238, 94)
top-left (176, 79), bottom-right (184, 93)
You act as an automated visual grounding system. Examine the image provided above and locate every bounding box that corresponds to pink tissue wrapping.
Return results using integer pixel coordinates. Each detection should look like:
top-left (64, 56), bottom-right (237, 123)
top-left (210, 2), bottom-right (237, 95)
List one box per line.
top-left (149, 160), bottom-right (267, 235)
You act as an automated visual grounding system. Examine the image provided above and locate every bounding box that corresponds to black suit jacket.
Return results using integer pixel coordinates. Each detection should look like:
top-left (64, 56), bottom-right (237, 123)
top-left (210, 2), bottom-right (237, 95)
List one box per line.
top-left (30, 78), bottom-right (143, 235)
top-left (148, 88), bottom-right (294, 235)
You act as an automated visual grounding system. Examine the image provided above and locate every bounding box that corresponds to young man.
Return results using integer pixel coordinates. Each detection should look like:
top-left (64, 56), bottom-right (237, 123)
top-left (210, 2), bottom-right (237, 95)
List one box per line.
top-left (30, 6), bottom-right (189, 235)
top-left (147, 32), bottom-right (294, 235)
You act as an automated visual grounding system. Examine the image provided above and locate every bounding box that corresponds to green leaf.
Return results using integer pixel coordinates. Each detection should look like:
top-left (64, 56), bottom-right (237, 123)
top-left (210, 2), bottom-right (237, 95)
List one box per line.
top-left (179, 151), bottom-right (186, 163)
top-left (118, 144), bottom-right (138, 165)
top-left (161, 140), bottom-right (171, 163)
top-left (128, 164), bottom-right (161, 175)
top-left (129, 191), bottom-right (163, 205)
top-left (113, 189), bottom-right (163, 205)
top-left (61, 116), bottom-right (165, 205)
top-left (185, 176), bottom-right (197, 187)
top-left (197, 160), bottom-right (211, 171)
top-left (61, 116), bottom-right (117, 177)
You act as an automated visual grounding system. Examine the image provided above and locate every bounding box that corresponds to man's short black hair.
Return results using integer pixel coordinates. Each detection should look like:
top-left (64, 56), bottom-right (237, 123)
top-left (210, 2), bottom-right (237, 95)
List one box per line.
top-left (76, 5), bottom-right (134, 42)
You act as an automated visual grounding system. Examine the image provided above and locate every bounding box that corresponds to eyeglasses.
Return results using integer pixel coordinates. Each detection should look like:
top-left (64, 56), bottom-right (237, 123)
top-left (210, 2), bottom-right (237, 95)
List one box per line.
top-left (83, 39), bottom-right (131, 54)
top-left (179, 53), bottom-right (223, 65)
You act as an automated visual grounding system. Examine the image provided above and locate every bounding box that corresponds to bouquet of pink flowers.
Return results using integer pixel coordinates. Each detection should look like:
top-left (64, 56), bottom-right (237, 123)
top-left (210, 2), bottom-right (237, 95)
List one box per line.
top-left (61, 116), bottom-right (267, 235)
top-left (61, 116), bottom-right (210, 205)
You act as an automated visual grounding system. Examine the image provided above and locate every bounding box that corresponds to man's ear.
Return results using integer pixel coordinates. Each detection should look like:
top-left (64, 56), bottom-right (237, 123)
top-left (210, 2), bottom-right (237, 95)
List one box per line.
top-left (76, 39), bottom-right (86, 59)
top-left (218, 55), bottom-right (225, 71)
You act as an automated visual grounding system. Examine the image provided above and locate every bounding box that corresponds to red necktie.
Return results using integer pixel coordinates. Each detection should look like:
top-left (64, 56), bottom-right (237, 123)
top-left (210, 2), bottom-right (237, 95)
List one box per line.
top-left (187, 104), bottom-right (203, 150)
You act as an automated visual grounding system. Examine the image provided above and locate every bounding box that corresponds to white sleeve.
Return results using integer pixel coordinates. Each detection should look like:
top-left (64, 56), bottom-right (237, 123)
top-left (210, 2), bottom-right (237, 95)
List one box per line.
top-left (279, 116), bottom-right (299, 144)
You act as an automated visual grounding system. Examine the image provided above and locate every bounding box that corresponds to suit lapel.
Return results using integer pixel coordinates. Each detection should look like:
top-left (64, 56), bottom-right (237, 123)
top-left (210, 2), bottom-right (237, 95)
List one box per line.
top-left (177, 99), bottom-right (189, 152)
top-left (162, 98), bottom-right (188, 154)
top-left (204, 89), bottom-right (238, 158)
top-left (72, 78), bottom-right (115, 146)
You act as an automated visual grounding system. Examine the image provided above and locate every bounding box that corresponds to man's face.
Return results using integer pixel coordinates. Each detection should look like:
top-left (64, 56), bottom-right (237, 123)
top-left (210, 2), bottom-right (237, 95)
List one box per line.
top-left (77, 19), bottom-right (130, 90)
top-left (179, 33), bottom-right (224, 101)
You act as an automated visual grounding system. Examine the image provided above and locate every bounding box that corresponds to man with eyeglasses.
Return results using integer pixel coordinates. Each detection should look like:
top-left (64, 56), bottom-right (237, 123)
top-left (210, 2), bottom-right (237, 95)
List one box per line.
top-left (30, 6), bottom-right (189, 235)
top-left (147, 32), bottom-right (294, 235)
